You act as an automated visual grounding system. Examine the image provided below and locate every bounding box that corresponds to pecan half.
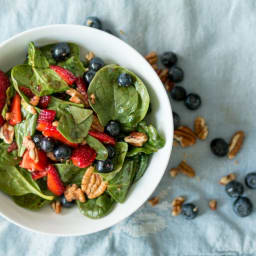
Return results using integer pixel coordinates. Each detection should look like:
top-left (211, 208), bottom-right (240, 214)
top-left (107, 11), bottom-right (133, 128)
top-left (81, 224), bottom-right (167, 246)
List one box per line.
top-left (165, 79), bottom-right (175, 91)
top-left (148, 197), bottom-right (159, 206)
top-left (158, 68), bottom-right (168, 84)
top-left (228, 131), bottom-right (245, 159)
top-left (178, 161), bottom-right (195, 178)
top-left (51, 201), bottom-right (62, 214)
top-left (91, 115), bottom-right (104, 132)
top-left (124, 132), bottom-right (148, 147)
top-left (29, 96), bottom-right (40, 106)
top-left (23, 136), bottom-right (39, 163)
top-left (171, 196), bottom-right (185, 216)
top-left (81, 166), bottom-right (107, 199)
top-left (64, 184), bottom-right (86, 203)
top-left (145, 51), bottom-right (158, 65)
top-left (66, 88), bottom-right (89, 106)
top-left (219, 173), bottom-right (236, 185)
top-left (0, 122), bottom-right (14, 144)
top-left (169, 167), bottom-right (180, 177)
top-left (85, 51), bottom-right (95, 61)
top-left (194, 117), bottom-right (208, 140)
top-left (174, 126), bottom-right (197, 147)
top-left (209, 200), bottom-right (217, 211)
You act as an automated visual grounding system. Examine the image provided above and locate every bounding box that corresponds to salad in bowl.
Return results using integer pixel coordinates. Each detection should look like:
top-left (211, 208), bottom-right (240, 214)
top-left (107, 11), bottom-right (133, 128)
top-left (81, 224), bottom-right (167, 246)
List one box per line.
top-left (0, 41), bottom-right (165, 219)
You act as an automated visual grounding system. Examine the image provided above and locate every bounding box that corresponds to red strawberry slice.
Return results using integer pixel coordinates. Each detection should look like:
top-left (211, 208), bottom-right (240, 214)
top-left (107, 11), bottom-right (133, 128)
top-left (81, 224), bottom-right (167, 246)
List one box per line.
top-left (38, 109), bottom-right (56, 122)
top-left (0, 70), bottom-right (10, 127)
top-left (31, 170), bottom-right (48, 180)
top-left (50, 65), bottom-right (76, 85)
top-left (9, 93), bottom-right (22, 126)
top-left (38, 96), bottom-right (51, 109)
top-left (47, 165), bottom-right (65, 196)
top-left (20, 86), bottom-right (34, 98)
top-left (37, 120), bottom-right (78, 147)
top-left (20, 150), bottom-right (48, 172)
top-left (88, 130), bottom-right (116, 145)
top-left (71, 145), bottom-right (96, 168)
top-left (76, 77), bottom-right (87, 96)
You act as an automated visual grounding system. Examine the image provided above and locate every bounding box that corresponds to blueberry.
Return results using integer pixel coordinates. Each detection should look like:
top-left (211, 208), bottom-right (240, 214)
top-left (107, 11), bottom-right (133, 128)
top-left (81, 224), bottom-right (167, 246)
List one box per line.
top-left (184, 93), bottom-right (201, 110)
top-left (51, 43), bottom-right (70, 62)
top-left (105, 120), bottom-right (121, 137)
top-left (118, 73), bottom-right (133, 87)
top-left (60, 195), bottom-right (75, 208)
top-left (95, 159), bottom-right (114, 173)
top-left (210, 138), bottom-right (229, 157)
top-left (89, 57), bottom-right (104, 72)
top-left (33, 133), bottom-right (43, 148)
top-left (173, 112), bottom-right (180, 130)
top-left (168, 66), bottom-right (184, 83)
top-left (106, 145), bottom-right (115, 159)
top-left (53, 145), bottom-right (72, 161)
top-left (161, 52), bottom-right (178, 67)
top-left (83, 70), bottom-right (96, 84)
top-left (40, 137), bottom-right (55, 153)
top-left (225, 180), bottom-right (244, 198)
top-left (85, 16), bottom-right (102, 29)
top-left (170, 86), bottom-right (187, 101)
top-left (245, 172), bottom-right (256, 189)
top-left (233, 197), bottom-right (253, 217)
top-left (181, 203), bottom-right (199, 220)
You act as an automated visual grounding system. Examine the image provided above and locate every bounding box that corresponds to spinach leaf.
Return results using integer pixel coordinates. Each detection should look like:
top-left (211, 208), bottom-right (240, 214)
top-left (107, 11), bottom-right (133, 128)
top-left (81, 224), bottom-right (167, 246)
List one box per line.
top-left (77, 193), bottom-right (115, 219)
top-left (133, 153), bottom-right (150, 182)
top-left (1, 86), bottom-right (15, 119)
top-left (39, 43), bottom-right (80, 65)
top-left (0, 166), bottom-right (54, 200)
top-left (27, 42), bottom-right (49, 68)
top-left (12, 194), bottom-right (50, 211)
top-left (107, 159), bottom-right (137, 203)
top-left (57, 107), bottom-right (93, 143)
top-left (0, 143), bottom-right (20, 166)
top-left (14, 113), bottom-right (38, 157)
top-left (58, 56), bottom-right (85, 77)
top-left (11, 64), bottom-right (69, 96)
top-left (127, 122), bottom-right (165, 157)
top-left (48, 96), bottom-right (83, 117)
top-left (88, 65), bottom-right (150, 129)
top-left (55, 163), bottom-right (85, 185)
top-left (99, 142), bottom-right (128, 181)
top-left (86, 135), bottom-right (108, 161)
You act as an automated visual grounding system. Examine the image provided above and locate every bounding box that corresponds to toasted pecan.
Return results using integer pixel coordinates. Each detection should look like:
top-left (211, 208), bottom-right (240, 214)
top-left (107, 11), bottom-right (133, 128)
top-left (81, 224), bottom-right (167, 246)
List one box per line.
top-left (124, 132), bottom-right (148, 147)
top-left (174, 126), bottom-right (197, 147)
top-left (0, 122), bottom-right (14, 144)
top-left (178, 161), bottom-right (196, 178)
top-left (145, 51), bottom-right (158, 65)
top-left (219, 173), bottom-right (236, 185)
top-left (194, 117), bottom-right (208, 140)
top-left (228, 131), bottom-right (245, 159)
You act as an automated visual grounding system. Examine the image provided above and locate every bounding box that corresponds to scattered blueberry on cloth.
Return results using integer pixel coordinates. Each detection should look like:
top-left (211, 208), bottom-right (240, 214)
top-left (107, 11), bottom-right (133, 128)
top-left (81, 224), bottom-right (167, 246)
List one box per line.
top-left (0, 0), bottom-right (256, 255)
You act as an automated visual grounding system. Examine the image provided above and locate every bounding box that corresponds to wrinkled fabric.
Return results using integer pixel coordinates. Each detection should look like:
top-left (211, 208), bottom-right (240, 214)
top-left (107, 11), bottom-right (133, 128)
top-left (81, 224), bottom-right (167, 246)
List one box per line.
top-left (0, 0), bottom-right (256, 255)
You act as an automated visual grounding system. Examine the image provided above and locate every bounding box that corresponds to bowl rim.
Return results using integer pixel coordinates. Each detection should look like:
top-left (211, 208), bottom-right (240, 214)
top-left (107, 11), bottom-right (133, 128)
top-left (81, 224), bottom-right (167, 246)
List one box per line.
top-left (0, 24), bottom-right (173, 236)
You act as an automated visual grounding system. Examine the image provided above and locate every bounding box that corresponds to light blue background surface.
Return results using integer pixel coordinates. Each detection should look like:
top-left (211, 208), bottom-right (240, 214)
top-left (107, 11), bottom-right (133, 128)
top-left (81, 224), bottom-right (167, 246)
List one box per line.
top-left (1, 0), bottom-right (256, 255)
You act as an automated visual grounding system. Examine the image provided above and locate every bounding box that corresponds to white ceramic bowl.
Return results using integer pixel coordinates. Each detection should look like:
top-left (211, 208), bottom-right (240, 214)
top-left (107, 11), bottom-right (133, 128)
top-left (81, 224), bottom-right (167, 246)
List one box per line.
top-left (0, 25), bottom-right (173, 236)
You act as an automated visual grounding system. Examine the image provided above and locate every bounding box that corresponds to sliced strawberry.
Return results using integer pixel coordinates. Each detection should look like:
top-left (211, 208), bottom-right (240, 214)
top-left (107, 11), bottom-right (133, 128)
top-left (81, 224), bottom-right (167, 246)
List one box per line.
top-left (31, 170), bottom-right (48, 180)
top-left (9, 93), bottom-right (22, 126)
top-left (88, 130), bottom-right (116, 145)
top-left (38, 96), bottom-right (51, 109)
top-left (71, 145), bottom-right (96, 168)
top-left (50, 65), bottom-right (76, 85)
top-left (20, 150), bottom-right (48, 172)
top-left (76, 77), bottom-right (87, 96)
top-left (36, 120), bottom-right (51, 132)
top-left (0, 70), bottom-right (10, 127)
top-left (38, 109), bottom-right (56, 122)
top-left (20, 86), bottom-right (34, 98)
top-left (47, 165), bottom-right (65, 196)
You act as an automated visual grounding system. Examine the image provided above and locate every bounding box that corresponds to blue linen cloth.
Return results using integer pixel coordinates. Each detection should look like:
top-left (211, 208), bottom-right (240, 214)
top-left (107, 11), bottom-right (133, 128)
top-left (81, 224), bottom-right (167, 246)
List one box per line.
top-left (0, 0), bottom-right (256, 255)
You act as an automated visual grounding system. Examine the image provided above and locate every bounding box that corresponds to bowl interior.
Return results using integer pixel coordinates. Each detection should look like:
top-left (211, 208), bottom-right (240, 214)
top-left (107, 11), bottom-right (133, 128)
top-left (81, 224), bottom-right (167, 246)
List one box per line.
top-left (0, 25), bottom-right (173, 236)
